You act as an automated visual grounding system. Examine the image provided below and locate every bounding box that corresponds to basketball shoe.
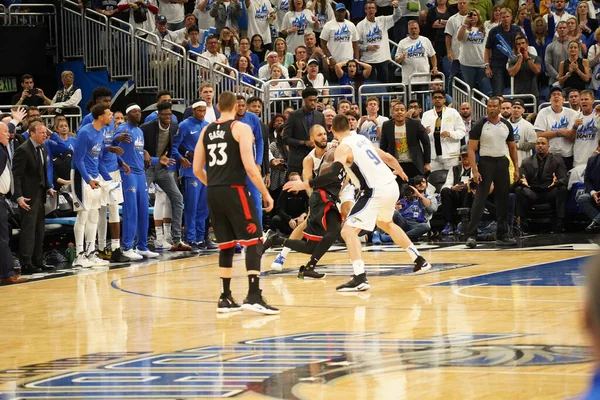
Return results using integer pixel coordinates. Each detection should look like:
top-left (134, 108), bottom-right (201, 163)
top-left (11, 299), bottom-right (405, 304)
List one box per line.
top-left (336, 273), bottom-right (370, 291)
top-left (241, 290), bottom-right (280, 315)
top-left (217, 294), bottom-right (242, 313)
top-left (413, 256), bottom-right (431, 274)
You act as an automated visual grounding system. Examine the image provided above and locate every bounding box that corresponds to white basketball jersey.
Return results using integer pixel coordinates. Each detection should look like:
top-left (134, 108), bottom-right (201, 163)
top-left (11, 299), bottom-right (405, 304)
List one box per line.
top-left (341, 134), bottom-right (395, 190)
top-left (307, 143), bottom-right (333, 176)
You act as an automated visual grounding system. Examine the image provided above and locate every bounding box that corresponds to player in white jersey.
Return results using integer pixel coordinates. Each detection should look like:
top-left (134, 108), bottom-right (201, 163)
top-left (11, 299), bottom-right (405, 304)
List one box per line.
top-left (285, 115), bottom-right (431, 292)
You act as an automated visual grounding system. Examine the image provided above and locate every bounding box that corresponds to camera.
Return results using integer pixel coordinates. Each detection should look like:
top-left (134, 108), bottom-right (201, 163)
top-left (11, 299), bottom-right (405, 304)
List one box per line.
top-left (467, 11), bottom-right (474, 18)
top-left (29, 88), bottom-right (38, 95)
top-left (468, 179), bottom-right (478, 191)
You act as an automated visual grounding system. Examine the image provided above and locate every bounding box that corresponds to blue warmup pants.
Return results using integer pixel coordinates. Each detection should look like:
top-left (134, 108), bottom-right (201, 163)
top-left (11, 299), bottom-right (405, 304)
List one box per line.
top-left (246, 176), bottom-right (262, 230)
top-left (122, 172), bottom-right (149, 251)
top-left (183, 176), bottom-right (209, 243)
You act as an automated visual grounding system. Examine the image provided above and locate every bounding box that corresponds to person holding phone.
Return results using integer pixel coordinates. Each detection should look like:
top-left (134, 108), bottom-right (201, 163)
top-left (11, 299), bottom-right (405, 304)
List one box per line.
top-left (12, 74), bottom-right (51, 108)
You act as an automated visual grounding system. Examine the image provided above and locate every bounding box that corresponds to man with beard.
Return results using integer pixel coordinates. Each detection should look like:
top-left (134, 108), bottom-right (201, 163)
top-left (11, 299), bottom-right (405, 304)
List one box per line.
top-left (568, 89), bottom-right (581, 113)
top-left (320, 3), bottom-right (359, 67)
top-left (263, 125), bottom-right (347, 280)
top-left (534, 87), bottom-right (578, 170)
top-left (116, 105), bottom-right (160, 260)
top-left (459, 102), bottom-right (472, 138)
top-left (509, 100), bottom-right (537, 166)
top-left (500, 100), bottom-right (513, 120)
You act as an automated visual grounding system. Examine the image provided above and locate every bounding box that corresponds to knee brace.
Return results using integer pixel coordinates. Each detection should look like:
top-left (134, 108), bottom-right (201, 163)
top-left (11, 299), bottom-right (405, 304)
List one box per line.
top-left (219, 247), bottom-right (235, 267)
top-left (108, 203), bottom-right (120, 223)
top-left (245, 241), bottom-right (263, 272)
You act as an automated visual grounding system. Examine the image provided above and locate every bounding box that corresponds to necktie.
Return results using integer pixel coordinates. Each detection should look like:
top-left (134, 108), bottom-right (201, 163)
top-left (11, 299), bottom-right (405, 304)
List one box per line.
top-left (37, 145), bottom-right (44, 169)
top-left (8, 155), bottom-right (14, 196)
top-left (434, 112), bottom-right (443, 156)
top-left (8, 140), bottom-right (14, 161)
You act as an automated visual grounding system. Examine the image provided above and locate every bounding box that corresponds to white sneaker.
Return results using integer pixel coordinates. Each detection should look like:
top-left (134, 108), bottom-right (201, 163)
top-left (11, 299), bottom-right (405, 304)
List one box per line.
top-left (154, 239), bottom-right (167, 250)
top-left (137, 249), bottom-right (159, 258)
top-left (73, 253), bottom-right (93, 268)
top-left (123, 249), bottom-right (143, 261)
top-left (87, 253), bottom-right (109, 266)
top-left (271, 254), bottom-right (286, 271)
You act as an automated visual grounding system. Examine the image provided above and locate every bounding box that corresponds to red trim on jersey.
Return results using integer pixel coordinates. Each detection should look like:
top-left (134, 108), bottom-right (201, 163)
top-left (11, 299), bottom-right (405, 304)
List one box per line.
top-left (239, 238), bottom-right (260, 246)
top-left (318, 189), bottom-right (334, 231)
top-left (232, 185), bottom-right (252, 219)
top-left (218, 241), bottom-right (237, 250)
top-left (303, 232), bottom-right (323, 242)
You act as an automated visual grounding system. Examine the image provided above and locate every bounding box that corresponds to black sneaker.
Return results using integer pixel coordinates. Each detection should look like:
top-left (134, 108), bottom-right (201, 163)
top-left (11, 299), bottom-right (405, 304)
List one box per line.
top-left (413, 256), bottom-right (431, 274)
top-left (336, 273), bottom-right (370, 292)
top-left (217, 294), bottom-right (242, 313)
top-left (97, 247), bottom-right (112, 261)
top-left (110, 248), bottom-right (131, 263)
top-left (298, 265), bottom-right (326, 279)
top-left (241, 290), bottom-right (280, 315)
top-left (262, 230), bottom-right (284, 254)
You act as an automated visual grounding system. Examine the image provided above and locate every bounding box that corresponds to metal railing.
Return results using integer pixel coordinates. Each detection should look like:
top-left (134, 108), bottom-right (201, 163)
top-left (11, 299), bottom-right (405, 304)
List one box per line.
top-left (183, 51), bottom-right (212, 104)
top-left (0, 5), bottom-right (6, 25)
top-left (0, 105), bottom-right (82, 132)
top-left (357, 83), bottom-right (407, 116)
top-left (238, 72), bottom-right (265, 101)
top-left (264, 79), bottom-right (304, 117)
top-left (502, 93), bottom-right (538, 116)
top-left (471, 88), bottom-right (490, 121)
top-left (407, 72), bottom-right (446, 111)
top-left (108, 18), bottom-right (134, 80)
top-left (83, 8), bottom-right (108, 70)
top-left (157, 39), bottom-right (187, 102)
top-left (451, 78), bottom-right (471, 111)
top-left (7, 4), bottom-right (58, 54)
top-left (133, 28), bottom-right (160, 92)
top-left (60, 0), bottom-right (84, 59)
top-left (212, 61), bottom-right (239, 101)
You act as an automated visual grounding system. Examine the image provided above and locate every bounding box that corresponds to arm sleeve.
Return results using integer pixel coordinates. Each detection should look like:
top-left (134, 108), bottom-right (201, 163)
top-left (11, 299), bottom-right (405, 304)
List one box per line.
top-left (48, 132), bottom-right (71, 154)
top-left (45, 143), bottom-right (54, 189)
top-left (253, 118), bottom-right (264, 165)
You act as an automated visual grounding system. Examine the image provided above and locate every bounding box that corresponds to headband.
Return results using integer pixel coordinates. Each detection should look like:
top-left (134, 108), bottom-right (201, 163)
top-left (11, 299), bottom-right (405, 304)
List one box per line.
top-left (126, 104), bottom-right (141, 114)
top-left (192, 101), bottom-right (207, 109)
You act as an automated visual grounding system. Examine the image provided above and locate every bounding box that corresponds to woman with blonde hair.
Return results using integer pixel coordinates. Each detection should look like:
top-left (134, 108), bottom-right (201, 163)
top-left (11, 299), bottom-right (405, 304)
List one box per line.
top-left (576, 1), bottom-right (596, 44)
top-left (271, 37), bottom-right (294, 67)
top-left (566, 16), bottom-right (588, 54)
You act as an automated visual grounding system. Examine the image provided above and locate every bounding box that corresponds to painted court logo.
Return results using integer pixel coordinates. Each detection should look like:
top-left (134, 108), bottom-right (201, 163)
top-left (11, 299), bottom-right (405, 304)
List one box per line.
top-left (0, 332), bottom-right (590, 399)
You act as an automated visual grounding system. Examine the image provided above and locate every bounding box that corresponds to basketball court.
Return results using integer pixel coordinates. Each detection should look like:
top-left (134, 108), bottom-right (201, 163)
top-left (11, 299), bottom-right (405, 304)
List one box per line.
top-left (0, 234), bottom-right (598, 399)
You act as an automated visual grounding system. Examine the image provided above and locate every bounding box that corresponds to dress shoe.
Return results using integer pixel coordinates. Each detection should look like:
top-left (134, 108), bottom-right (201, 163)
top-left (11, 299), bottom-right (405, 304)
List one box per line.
top-left (1, 275), bottom-right (28, 284)
top-left (38, 264), bottom-right (57, 272)
top-left (21, 265), bottom-right (42, 274)
top-left (496, 237), bottom-right (517, 247)
top-left (465, 237), bottom-right (477, 249)
top-left (586, 220), bottom-right (600, 233)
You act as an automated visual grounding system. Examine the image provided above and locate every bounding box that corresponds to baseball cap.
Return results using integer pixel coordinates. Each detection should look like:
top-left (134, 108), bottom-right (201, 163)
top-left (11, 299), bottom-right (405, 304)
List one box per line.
top-left (335, 3), bottom-right (346, 11)
top-left (307, 59), bottom-right (319, 66)
top-left (549, 86), bottom-right (564, 96)
top-left (156, 15), bottom-right (167, 24)
top-left (512, 99), bottom-right (525, 108)
top-left (460, 145), bottom-right (468, 154)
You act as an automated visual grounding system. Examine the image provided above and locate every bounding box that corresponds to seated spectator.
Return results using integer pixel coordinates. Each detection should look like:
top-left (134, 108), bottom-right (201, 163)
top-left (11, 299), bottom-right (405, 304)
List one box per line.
top-left (259, 51), bottom-right (290, 80)
top-left (219, 27), bottom-right (239, 61)
top-left (301, 59), bottom-right (329, 98)
top-left (289, 45), bottom-right (309, 79)
top-left (375, 175), bottom-right (437, 242)
top-left (515, 137), bottom-right (568, 233)
top-left (357, 96), bottom-right (388, 146)
top-left (440, 145), bottom-right (473, 235)
top-left (558, 40), bottom-right (591, 91)
top-left (270, 173), bottom-right (309, 235)
top-left (250, 34), bottom-right (268, 62)
top-left (268, 65), bottom-right (292, 100)
top-left (231, 37), bottom-right (261, 72)
top-left (577, 139), bottom-right (600, 232)
top-left (345, 110), bottom-right (359, 134)
top-left (152, 15), bottom-right (178, 45)
top-left (421, 89), bottom-right (466, 171)
top-left (334, 59), bottom-right (372, 102)
top-left (273, 37), bottom-right (294, 67)
top-left (508, 34), bottom-right (542, 97)
top-left (200, 34), bottom-right (229, 74)
top-left (337, 99), bottom-right (351, 115)
top-left (184, 25), bottom-right (204, 54)
top-left (269, 118), bottom-right (288, 200)
top-left (117, 0), bottom-right (158, 33)
top-left (283, 106), bottom-right (294, 120)
top-left (303, 32), bottom-right (327, 75)
top-left (323, 108), bottom-right (335, 140)
top-left (50, 71), bottom-right (82, 115)
top-left (11, 74), bottom-right (49, 107)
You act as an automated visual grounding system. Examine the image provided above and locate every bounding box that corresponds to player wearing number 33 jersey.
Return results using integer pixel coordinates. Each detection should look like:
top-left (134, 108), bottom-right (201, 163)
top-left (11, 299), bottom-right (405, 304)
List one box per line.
top-left (194, 91), bottom-right (278, 315)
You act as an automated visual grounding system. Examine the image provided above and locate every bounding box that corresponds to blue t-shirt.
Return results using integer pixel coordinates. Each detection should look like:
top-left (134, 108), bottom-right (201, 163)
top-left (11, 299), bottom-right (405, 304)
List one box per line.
top-left (115, 122), bottom-right (146, 175)
top-left (73, 123), bottom-right (110, 182)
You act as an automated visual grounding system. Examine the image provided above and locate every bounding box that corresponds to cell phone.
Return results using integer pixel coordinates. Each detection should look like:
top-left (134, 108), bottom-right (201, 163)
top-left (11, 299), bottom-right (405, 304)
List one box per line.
top-left (29, 88), bottom-right (39, 95)
top-left (467, 11), bottom-right (474, 18)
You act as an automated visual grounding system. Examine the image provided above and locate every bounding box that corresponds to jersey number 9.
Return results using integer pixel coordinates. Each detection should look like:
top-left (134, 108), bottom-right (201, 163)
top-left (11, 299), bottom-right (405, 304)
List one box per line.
top-left (366, 149), bottom-right (381, 165)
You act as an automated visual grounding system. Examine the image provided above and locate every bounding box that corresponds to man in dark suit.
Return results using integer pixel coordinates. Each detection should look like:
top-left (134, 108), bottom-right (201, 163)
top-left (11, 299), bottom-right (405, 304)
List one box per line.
top-left (1, 109), bottom-right (27, 160)
top-left (515, 136), bottom-right (568, 233)
top-left (577, 139), bottom-right (600, 233)
top-left (379, 102), bottom-right (431, 179)
top-left (12, 121), bottom-right (56, 274)
top-left (282, 87), bottom-right (325, 176)
top-left (141, 102), bottom-right (190, 251)
top-left (0, 122), bottom-right (28, 284)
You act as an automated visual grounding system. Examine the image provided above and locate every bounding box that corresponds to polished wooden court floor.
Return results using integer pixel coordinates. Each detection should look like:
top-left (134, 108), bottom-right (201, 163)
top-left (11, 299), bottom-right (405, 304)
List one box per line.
top-left (1, 237), bottom-right (599, 399)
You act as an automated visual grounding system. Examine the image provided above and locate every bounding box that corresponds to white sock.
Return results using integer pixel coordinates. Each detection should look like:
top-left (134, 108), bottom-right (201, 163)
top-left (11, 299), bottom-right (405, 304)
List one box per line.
top-left (85, 210), bottom-right (99, 256)
top-left (164, 223), bottom-right (172, 241)
top-left (74, 210), bottom-right (88, 255)
top-left (406, 244), bottom-right (420, 262)
top-left (97, 206), bottom-right (107, 250)
top-left (280, 247), bottom-right (290, 257)
top-left (155, 226), bottom-right (164, 243)
top-left (111, 239), bottom-right (120, 251)
top-left (352, 259), bottom-right (365, 275)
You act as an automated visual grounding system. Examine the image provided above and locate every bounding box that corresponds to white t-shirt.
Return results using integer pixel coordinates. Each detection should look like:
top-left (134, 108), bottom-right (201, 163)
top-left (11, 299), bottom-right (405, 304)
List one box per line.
top-left (444, 13), bottom-right (466, 60)
top-left (356, 12), bottom-right (398, 64)
top-left (320, 19), bottom-right (359, 63)
top-left (205, 105), bottom-right (217, 123)
top-left (458, 27), bottom-right (486, 67)
top-left (543, 11), bottom-right (575, 25)
top-left (273, 0), bottom-right (290, 30)
top-left (158, 0), bottom-right (184, 24)
top-left (247, 0), bottom-right (274, 45)
top-left (120, 0), bottom-right (157, 32)
top-left (509, 117), bottom-right (537, 166)
top-left (281, 10), bottom-right (316, 53)
top-left (397, 35), bottom-right (435, 83)
top-left (534, 106), bottom-right (578, 157)
top-left (359, 115), bottom-right (389, 146)
top-left (574, 111), bottom-right (600, 168)
top-left (193, 0), bottom-right (216, 30)
top-left (258, 63), bottom-right (290, 80)
top-left (304, 73), bottom-right (328, 92)
top-left (269, 81), bottom-right (292, 98)
top-left (307, 0), bottom-right (334, 32)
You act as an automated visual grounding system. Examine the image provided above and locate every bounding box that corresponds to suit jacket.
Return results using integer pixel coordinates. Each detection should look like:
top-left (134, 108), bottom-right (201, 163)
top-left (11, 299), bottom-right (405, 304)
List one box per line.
top-left (380, 118), bottom-right (431, 174)
top-left (141, 119), bottom-right (178, 159)
top-left (12, 139), bottom-right (50, 203)
top-left (584, 153), bottom-right (600, 193)
top-left (519, 153), bottom-right (567, 191)
top-left (0, 145), bottom-right (11, 196)
top-left (282, 108), bottom-right (325, 169)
